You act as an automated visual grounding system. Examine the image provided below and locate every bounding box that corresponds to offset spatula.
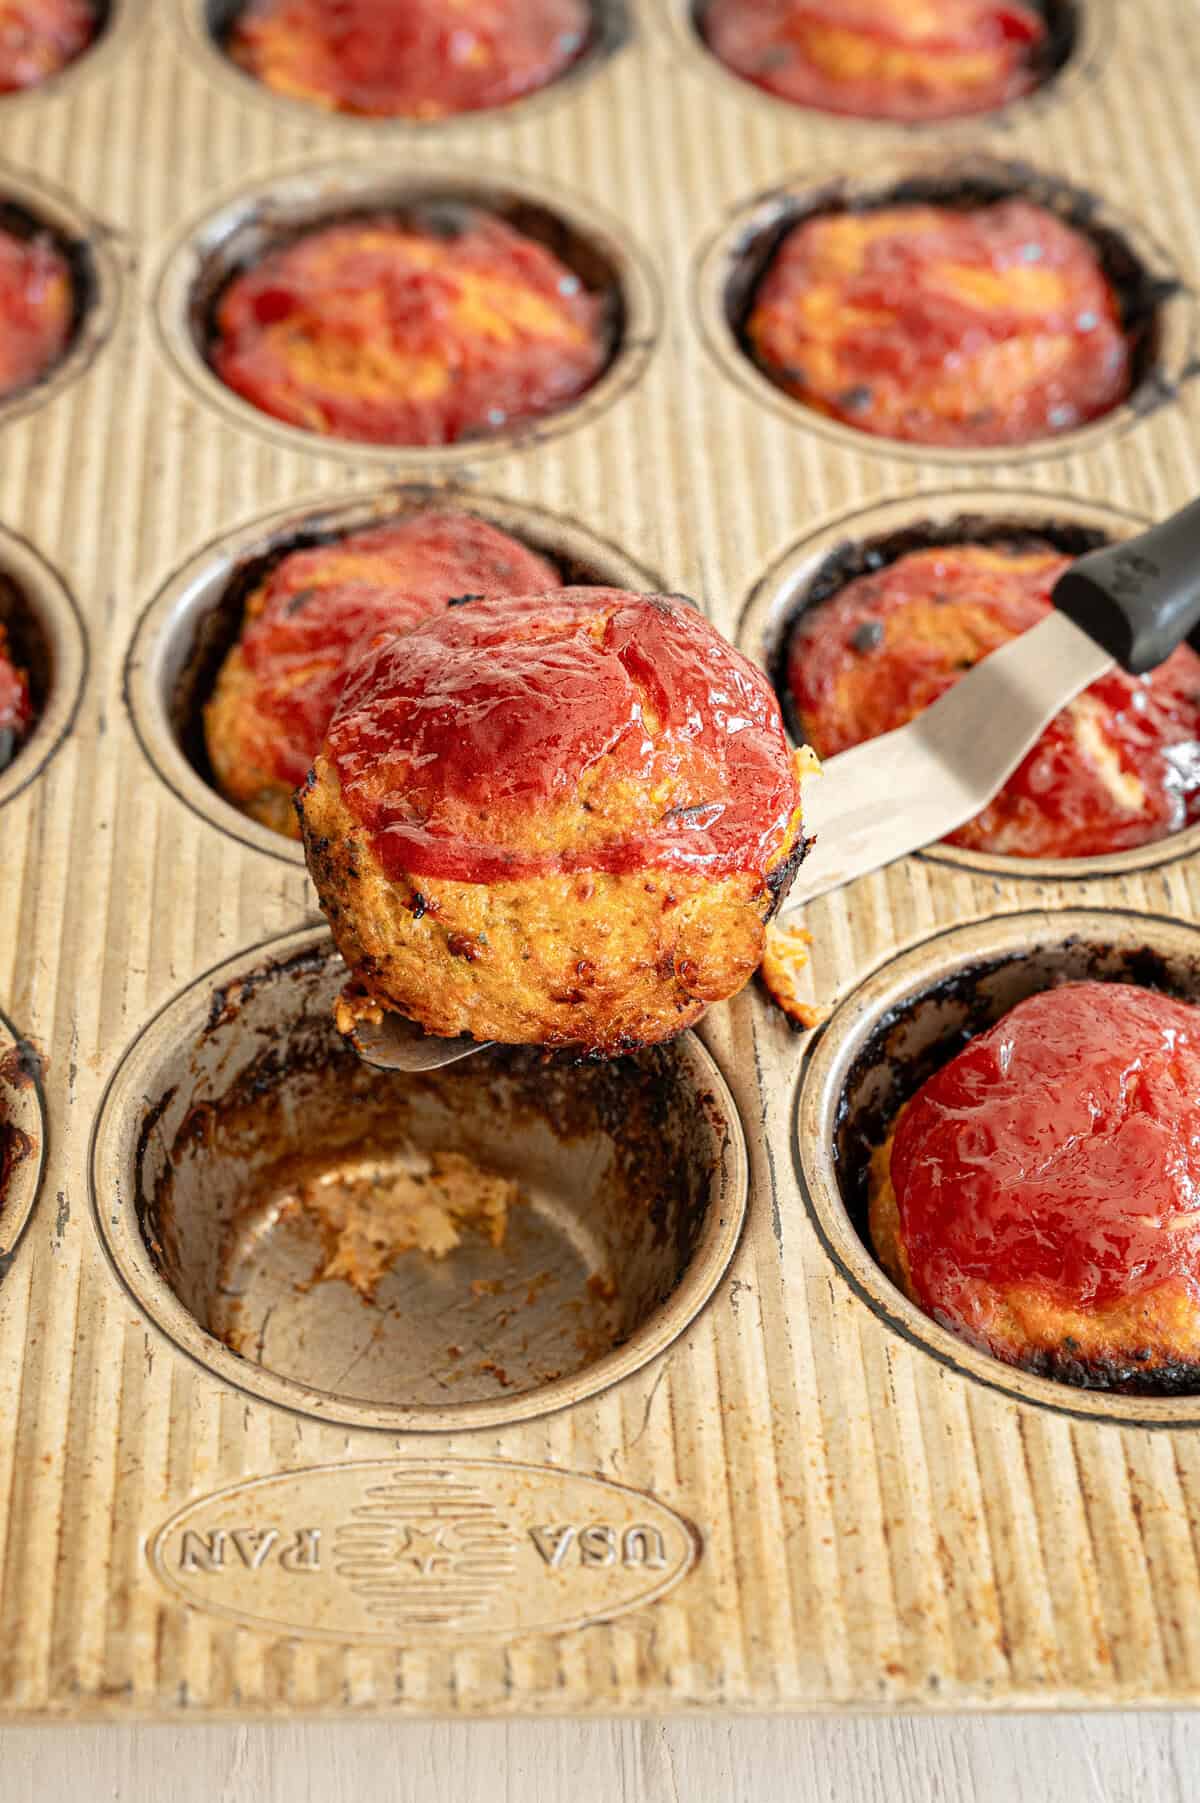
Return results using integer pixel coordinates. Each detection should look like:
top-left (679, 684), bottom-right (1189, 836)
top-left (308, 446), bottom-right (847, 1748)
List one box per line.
top-left (352, 498), bottom-right (1200, 1070)
top-left (781, 496), bottom-right (1200, 914)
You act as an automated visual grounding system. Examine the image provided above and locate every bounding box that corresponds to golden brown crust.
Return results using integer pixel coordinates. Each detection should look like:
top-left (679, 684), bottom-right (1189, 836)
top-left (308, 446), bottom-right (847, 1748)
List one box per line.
top-left (758, 919), bottom-right (829, 1031)
top-left (298, 752), bottom-right (785, 1051)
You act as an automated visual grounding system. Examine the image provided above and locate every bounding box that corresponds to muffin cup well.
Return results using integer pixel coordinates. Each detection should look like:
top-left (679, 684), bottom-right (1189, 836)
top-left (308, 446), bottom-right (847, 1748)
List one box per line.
top-left (695, 150), bottom-right (1195, 466)
top-left (795, 907), bottom-right (1200, 1427)
top-left (153, 159), bottom-right (660, 464)
top-left (90, 928), bottom-right (748, 1432)
top-left (736, 485), bottom-right (1200, 882)
top-left (0, 525), bottom-right (87, 815)
top-left (124, 484), bottom-right (660, 864)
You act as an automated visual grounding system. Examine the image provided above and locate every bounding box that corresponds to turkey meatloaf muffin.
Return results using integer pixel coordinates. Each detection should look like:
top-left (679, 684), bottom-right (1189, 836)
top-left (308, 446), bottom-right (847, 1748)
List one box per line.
top-left (0, 620), bottom-right (32, 770)
top-left (0, 220), bottom-right (74, 400)
top-left (0, 1), bottom-right (96, 94)
top-left (745, 198), bottom-right (1132, 448)
top-left (204, 508), bottom-right (562, 838)
top-left (703, 0), bottom-right (1049, 122)
top-left (298, 588), bottom-right (812, 1051)
top-left (785, 540), bottom-right (1200, 859)
top-left (208, 206), bottom-right (609, 447)
top-left (869, 981), bottom-right (1200, 1392)
top-left (225, 0), bottom-right (592, 120)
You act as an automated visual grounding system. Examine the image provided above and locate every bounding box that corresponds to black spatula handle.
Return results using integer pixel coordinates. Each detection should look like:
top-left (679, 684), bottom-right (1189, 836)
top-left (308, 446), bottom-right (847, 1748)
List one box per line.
top-left (1052, 497), bottom-right (1200, 676)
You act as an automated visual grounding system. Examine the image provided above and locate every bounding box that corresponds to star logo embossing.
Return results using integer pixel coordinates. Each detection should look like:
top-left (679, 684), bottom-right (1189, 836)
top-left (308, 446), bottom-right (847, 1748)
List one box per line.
top-left (397, 1523), bottom-right (459, 1577)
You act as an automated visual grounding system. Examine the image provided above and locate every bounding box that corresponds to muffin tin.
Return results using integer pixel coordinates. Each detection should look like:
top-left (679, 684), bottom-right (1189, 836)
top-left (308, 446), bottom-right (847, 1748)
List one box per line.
top-left (2, 0), bottom-right (1200, 1721)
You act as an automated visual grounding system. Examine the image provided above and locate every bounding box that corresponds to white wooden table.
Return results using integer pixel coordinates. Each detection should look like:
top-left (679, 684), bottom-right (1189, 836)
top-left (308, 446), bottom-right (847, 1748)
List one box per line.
top-left (1, 1715), bottom-right (1194, 1800)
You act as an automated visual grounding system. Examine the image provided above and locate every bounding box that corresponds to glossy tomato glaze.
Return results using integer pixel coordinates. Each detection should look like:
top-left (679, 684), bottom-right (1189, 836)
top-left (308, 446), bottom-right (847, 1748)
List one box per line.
top-left (325, 589), bottom-right (802, 884)
top-left (0, 624), bottom-right (33, 765)
top-left (891, 983), bottom-right (1200, 1324)
top-left (229, 511), bottom-right (561, 789)
top-left (703, 0), bottom-right (1046, 121)
top-left (746, 200), bottom-right (1131, 448)
top-left (0, 1), bottom-right (95, 93)
top-left (787, 542), bottom-right (1200, 859)
top-left (209, 210), bottom-right (608, 446)
top-left (0, 225), bottom-right (73, 398)
top-left (227, 0), bottom-right (591, 119)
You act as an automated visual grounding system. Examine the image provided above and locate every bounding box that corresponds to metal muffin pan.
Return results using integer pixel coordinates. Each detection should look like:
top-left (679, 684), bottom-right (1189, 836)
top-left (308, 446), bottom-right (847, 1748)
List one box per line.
top-left (2, 0), bottom-right (1200, 1720)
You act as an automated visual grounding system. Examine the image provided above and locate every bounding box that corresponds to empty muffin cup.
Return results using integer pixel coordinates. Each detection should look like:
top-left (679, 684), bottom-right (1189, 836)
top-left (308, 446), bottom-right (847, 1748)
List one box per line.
top-left (91, 928), bottom-right (748, 1431)
top-left (795, 907), bottom-right (1200, 1427)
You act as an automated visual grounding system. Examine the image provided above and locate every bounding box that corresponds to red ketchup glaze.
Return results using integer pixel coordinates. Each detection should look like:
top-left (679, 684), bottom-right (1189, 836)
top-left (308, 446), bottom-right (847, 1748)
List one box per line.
top-left (746, 200), bottom-right (1132, 448)
top-left (891, 983), bottom-right (1200, 1321)
top-left (704, 0), bottom-right (1046, 121)
top-left (209, 211), bottom-right (607, 447)
top-left (0, 626), bottom-right (33, 766)
top-left (786, 543), bottom-right (1200, 860)
top-left (227, 0), bottom-right (591, 119)
top-left (237, 512), bottom-right (560, 788)
top-left (0, 0), bottom-right (95, 93)
top-left (325, 589), bottom-right (802, 884)
top-left (0, 225), bottom-right (73, 398)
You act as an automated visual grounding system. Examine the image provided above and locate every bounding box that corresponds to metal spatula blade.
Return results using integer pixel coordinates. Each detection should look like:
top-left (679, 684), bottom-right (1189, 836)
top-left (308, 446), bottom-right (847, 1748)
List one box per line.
top-left (780, 609), bottom-right (1113, 911)
top-left (343, 1011), bottom-right (491, 1073)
